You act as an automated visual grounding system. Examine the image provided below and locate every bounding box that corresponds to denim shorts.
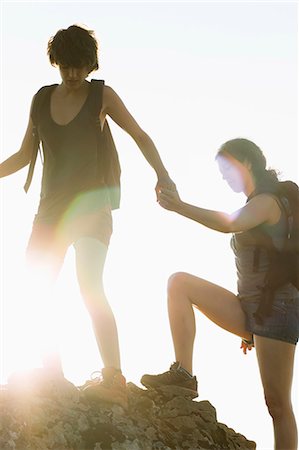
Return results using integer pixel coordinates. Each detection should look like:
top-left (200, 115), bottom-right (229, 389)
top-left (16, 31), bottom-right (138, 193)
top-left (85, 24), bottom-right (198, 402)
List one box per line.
top-left (240, 295), bottom-right (299, 345)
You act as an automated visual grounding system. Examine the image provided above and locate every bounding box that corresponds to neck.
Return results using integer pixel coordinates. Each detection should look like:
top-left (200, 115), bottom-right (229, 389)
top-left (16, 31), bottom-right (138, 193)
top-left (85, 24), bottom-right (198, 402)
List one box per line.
top-left (244, 177), bottom-right (256, 198)
top-left (60, 80), bottom-right (88, 95)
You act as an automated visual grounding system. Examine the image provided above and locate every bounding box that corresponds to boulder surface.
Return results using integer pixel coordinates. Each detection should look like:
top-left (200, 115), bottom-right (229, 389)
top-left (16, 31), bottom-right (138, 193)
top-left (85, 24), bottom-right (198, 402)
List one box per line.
top-left (0, 370), bottom-right (256, 450)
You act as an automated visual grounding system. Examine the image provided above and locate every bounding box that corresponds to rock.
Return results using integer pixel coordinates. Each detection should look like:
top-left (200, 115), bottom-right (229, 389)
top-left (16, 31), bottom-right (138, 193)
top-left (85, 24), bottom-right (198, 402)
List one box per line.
top-left (0, 372), bottom-right (256, 450)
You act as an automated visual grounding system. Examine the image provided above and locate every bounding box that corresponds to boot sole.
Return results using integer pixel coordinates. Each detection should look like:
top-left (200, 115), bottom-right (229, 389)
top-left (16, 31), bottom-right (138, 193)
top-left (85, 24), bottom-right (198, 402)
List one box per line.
top-left (142, 382), bottom-right (198, 399)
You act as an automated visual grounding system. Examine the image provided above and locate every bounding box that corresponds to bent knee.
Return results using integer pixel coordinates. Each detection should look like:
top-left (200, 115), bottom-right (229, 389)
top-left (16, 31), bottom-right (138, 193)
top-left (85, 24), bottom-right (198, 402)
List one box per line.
top-left (167, 272), bottom-right (190, 296)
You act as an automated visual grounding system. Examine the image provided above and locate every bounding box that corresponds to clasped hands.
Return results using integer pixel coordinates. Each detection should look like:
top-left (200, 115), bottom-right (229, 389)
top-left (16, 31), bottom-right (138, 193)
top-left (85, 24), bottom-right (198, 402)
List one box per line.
top-left (155, 176), bottom-right (181, 211)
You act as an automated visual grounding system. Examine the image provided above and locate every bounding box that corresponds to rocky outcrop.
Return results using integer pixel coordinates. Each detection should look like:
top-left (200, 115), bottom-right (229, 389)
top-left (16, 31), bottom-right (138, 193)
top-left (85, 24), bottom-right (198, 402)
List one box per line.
top-left (0, 370), bottom-right (256, 450)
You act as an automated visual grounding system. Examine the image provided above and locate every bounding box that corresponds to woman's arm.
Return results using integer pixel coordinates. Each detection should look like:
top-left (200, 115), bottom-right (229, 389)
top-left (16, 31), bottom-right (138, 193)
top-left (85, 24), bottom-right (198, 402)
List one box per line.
top-left (158, 188), bottom-right (281, 233)
top-left (0, 116), bottom-right (35, 178)
top-left (102, 85), bottom-right (175, 192)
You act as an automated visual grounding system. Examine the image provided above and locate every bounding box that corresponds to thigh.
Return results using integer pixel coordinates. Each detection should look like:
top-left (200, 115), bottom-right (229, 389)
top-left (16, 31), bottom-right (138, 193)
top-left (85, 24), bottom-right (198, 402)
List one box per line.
top-left (171, 272), bottom-right (250, 339)
top-left (66, 193), bottom-right (113, 248)
top-left (255, 335), bottom-right (296, 401)
top-left (74, 237), bottom-right (108, 292)
top-left (26, 221), bottom-right (67, 281)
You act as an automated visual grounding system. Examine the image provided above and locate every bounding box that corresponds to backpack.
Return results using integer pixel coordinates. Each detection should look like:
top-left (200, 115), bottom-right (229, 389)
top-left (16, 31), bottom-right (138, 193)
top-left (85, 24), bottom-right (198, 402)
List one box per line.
top-left (247, 181), bottom-right (299, 323)
top-left (24, 79), bottom-right (121, 210)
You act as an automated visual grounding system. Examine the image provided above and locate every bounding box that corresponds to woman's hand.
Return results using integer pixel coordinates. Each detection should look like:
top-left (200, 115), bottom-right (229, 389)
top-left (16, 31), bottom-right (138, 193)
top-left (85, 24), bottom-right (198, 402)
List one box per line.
top-left (240, 338), bottom-right (254, 355)
top-left (158, 186), bottom-right (182, 212)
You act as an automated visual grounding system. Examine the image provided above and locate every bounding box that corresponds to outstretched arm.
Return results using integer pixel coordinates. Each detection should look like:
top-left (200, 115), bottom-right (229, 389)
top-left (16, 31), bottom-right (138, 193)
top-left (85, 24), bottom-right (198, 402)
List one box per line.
top-left (0, 113), bottom-right (35, 178)
top-left (158, 188), bottom-right (281, 233)
top-left (102, 86), bottom-right (176, 195)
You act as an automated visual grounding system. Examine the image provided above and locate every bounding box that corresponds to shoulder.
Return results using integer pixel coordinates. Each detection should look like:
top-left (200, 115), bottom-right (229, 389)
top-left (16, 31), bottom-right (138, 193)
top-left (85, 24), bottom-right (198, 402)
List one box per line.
top-left (252, 192), bottom-right (283, 225)
top-left (248, 193), bottom-right (283, 212)
top-left (89, 79), bottom-right (115, 101)
top-left (248, 192), bottom-right (279, 205)
top-left (248, 193), bottom-right (282, 225)
top-left (103, 84), bottom-right (117, 99)
top-left (32, 84), bottom-right (57, 106)
top-left (102, 85), bottom-right (122, 111)
top-left (90, 79), bottom-right (115, 98)
top-left (34, 84), bottom-right (57, 97)
top-left (30, 84), bottom-right (57, 122)
top-left (90, 80), bottom-right (121, 102)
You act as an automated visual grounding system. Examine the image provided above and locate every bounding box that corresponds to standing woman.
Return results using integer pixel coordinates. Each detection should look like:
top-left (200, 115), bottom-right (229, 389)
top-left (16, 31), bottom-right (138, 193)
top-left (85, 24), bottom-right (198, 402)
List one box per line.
top-left (141, 138), bottom-right (298, 449)
top-left (0, 24), bottom-right (175, 407)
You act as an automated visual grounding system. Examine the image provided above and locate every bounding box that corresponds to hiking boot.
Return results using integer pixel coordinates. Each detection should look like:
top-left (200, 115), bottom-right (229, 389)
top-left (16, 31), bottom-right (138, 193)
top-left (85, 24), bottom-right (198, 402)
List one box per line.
top-left (141, 362), bottom-right (198, 398)
top-left (82, 367), bottom-right (128, 409)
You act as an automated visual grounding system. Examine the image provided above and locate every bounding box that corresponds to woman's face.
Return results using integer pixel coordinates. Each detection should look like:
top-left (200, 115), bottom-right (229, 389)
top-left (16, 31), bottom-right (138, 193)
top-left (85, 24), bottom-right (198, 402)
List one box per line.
top-left (217, 154), bottom-right (252, 194)
top-left (59, 65), bottom-right (90, 90)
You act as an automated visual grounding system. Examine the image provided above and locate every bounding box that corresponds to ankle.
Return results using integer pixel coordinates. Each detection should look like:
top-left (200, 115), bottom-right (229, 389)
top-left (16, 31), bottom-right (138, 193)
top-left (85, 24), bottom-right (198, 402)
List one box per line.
top-left (102, 367), bottom-right (122, 378)
top-left (176, 362), bottom-right (193, 378)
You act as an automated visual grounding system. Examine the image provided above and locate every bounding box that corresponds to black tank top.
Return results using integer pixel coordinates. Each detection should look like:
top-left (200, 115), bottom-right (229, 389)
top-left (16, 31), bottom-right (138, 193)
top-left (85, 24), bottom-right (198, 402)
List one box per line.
top-left (35, 82), bottom-right (108, 222)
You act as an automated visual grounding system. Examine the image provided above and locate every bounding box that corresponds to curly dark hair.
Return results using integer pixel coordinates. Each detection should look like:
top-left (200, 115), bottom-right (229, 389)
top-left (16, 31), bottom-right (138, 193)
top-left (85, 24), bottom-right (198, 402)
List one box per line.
top-left (47, 24), bottom-right (99, 74)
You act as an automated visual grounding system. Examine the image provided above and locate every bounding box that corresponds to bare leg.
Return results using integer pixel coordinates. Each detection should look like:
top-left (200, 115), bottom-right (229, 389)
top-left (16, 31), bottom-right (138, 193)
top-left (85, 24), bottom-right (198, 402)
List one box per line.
top-left (255, 336), bottom-right (297, 450)
top-left (167, 272), bottom-right (252, 374)
top-left (74, 237), bottom-right (121, 370)
top-left (25, 251), bottom-right (65, 375)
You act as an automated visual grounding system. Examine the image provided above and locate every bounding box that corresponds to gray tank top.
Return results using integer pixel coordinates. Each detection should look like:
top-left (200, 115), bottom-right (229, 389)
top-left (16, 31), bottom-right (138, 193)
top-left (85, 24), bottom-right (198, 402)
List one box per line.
top-left (231, 197), bottom-right (298, 298)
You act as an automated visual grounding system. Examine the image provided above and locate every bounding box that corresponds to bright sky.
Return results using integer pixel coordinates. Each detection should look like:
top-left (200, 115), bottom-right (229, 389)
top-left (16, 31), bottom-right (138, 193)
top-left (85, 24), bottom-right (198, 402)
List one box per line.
top-left (0, 2), bottom-right (298, 449)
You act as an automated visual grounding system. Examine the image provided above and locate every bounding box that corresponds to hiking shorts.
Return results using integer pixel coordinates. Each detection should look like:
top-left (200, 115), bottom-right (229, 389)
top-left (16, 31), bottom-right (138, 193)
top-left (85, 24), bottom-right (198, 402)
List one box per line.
top-left (26, 190), bottom-right (113, 269)
top-left (240, 295), bottom-right (299, 345)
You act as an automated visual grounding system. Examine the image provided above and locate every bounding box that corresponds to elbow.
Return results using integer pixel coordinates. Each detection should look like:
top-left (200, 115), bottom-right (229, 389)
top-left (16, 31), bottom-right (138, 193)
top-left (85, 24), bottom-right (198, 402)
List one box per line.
top-left (19, 148), bottom-right (32, 167)
top-left (223, 221), bottom-right (237, 233)
top-left (222, 220), bottom-right (241, 234)
top-left (223, 227), bottom-right (233, 234)
top-left (217, 225), bottom-right (232, 234)
top-left (18, 154), bottom-right (30, 169)
top-left (217, 213), bottom-right (235, 233)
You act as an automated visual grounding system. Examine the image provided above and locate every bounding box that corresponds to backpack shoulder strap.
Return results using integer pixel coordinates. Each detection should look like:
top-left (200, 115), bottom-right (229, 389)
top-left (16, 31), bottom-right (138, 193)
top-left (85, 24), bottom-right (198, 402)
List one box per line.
top-left (90, 79), bottom-right (104, 121)
top-left (89, 79), bottom-right (121, 210)
top-left (24, 85), bottom-right (57, 192)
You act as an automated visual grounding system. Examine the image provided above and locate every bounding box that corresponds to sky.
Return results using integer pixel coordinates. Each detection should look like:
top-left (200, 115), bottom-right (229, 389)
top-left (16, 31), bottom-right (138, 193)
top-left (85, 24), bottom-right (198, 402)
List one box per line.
top-left (0, 2), bottom-right (298, 449)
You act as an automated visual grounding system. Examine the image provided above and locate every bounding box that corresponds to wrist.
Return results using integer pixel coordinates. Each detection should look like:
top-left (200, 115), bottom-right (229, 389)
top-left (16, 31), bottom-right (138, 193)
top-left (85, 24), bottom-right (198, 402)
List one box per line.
top-left (156, 170), bottom-right (169, 180)
top-left (174, 200), bottom-right (185, 214)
